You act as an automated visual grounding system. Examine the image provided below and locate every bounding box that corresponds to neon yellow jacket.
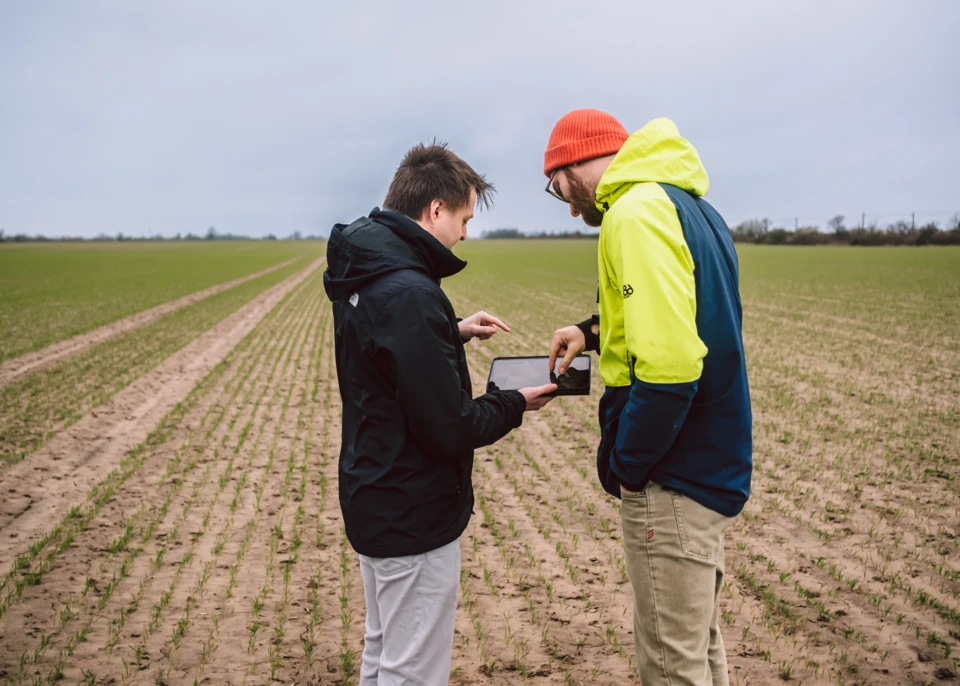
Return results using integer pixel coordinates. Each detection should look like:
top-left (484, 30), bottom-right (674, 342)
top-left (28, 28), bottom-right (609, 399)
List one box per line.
top-left (592, 117), bottom-right (752, 517)
top-left (596, 117), bottom-right (709, 388)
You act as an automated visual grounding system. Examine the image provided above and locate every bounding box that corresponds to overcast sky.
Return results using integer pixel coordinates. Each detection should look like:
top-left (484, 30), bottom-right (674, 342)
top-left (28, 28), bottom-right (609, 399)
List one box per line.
top-left (1, 1), bottom-right (957, 238)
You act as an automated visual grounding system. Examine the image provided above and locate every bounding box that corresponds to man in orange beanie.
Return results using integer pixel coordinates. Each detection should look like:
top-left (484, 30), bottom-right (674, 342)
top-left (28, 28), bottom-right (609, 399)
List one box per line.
top-left (544, 110), bottom-right (753, 685)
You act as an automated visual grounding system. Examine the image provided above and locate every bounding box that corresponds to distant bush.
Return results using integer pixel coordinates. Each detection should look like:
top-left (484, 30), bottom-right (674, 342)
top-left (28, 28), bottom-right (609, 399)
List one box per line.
top-left (761, 228), bottom-right (789, 245)
top-left (788, 227), bottom-right (833, 246)
top-left (482, 228), bottom-right (524, 239)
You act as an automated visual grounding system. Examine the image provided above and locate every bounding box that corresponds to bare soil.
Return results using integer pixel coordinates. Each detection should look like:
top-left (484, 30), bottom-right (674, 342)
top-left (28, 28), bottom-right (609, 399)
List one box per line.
top-left (0, 258), bottom-right (322, 575)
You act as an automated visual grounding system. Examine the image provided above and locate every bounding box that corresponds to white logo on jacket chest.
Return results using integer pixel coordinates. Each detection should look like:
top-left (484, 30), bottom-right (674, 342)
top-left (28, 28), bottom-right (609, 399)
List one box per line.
top-left (349, 293), bottom-right (359, 307)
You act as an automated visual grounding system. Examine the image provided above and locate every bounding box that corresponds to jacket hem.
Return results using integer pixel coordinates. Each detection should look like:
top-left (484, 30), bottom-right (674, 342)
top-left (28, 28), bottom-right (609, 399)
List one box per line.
top-left (348, 509), bottom-right (472, 559)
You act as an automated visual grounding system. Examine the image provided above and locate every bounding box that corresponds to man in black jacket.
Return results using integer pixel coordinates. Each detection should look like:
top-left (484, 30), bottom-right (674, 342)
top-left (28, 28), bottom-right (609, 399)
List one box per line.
top-left (323, 143), bottom-right (556, 685)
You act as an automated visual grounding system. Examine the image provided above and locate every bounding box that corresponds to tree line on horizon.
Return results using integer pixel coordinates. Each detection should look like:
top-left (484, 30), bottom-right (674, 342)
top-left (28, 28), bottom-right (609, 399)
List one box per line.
top-left (0, 226), bottom-right (323, 243)
top-left (482, 214), bottom-right (960, 246)
top-left (728, 214), bottom-right (960, 246)
top-left (3, 215), bottom-right (959, 246)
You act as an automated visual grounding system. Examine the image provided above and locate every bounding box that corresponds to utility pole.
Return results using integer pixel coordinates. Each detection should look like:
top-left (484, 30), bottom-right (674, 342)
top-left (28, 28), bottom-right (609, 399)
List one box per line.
top-left (794, 217), bottom-right (799, 231)
top-left (861, 212), bottom-right (865, 230)
top-left (911, 212), bottom-right (915, 231)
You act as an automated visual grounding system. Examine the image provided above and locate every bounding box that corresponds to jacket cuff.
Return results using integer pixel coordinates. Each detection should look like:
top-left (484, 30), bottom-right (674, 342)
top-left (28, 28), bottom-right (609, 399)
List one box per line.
top-left (506, 390), bottom-right (526, 427)
top-left (576, 314), bottom-right (600, 353)
top-left (609, 456), bottom-right (652, 494)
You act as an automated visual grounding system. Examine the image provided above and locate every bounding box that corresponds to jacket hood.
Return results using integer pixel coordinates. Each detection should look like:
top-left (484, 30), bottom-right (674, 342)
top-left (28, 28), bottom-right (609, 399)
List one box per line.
top-left (596, 118), bottom-right (710, 211)
top-left (323, 208), bottom-right (467, 301)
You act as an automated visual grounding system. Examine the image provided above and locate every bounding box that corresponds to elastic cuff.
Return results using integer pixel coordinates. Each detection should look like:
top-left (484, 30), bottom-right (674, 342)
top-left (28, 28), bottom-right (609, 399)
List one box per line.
top-left (576, 314), bottom-right (600, 353)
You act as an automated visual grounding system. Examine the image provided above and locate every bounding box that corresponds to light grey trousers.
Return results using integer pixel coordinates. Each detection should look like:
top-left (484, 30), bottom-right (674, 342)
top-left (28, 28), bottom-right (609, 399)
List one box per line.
top-left (621, 483), bottom-right (733, 686)
top-left (358, 538), bottom-right (461, 686)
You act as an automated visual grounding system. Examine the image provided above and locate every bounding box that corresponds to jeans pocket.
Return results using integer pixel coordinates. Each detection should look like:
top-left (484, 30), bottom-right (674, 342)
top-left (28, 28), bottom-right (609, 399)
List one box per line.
top-left (670, 492), bottom-right (725, 561)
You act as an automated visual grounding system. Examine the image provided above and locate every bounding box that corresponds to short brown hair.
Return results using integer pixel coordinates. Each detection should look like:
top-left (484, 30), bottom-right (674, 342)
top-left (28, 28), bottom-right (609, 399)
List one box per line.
top-left (384, 142), bottom-right (495, 220)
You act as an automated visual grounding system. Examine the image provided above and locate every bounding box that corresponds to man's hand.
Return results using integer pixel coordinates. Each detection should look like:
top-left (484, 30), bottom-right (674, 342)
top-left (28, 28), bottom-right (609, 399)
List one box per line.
top-left (548, 325), bottom-right (586, 375)
top-left (519, 384), bottom-right (558, 411)
top-left (459, 311), bottom-right (510, 342)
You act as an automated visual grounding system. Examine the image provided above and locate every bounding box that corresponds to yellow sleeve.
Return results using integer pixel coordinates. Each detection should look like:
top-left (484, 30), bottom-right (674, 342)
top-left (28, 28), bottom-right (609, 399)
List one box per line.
top-left (606, 191), bottom-right (707, 384)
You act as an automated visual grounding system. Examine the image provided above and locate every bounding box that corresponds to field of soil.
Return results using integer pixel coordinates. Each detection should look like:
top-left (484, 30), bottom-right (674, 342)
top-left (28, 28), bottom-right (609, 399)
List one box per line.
top-left (0, 242), bottom-right (957, 685)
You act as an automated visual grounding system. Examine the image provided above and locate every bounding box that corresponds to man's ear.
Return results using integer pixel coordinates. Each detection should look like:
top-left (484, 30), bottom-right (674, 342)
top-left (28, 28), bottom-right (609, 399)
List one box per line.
top-left (417, 200), bottom-right (440, 227)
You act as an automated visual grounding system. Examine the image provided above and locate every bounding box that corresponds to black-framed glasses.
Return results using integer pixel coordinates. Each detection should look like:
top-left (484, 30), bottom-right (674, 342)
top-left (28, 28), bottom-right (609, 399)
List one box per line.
top-left (545, 169), bottom-right (568, 203)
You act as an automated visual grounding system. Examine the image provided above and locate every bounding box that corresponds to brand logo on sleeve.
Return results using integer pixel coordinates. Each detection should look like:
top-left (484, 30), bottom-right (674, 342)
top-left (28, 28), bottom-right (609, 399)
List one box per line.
top-left (622, 284), bottom-right (634, 298)
top-left (349, 293), bottom-right (359, 307)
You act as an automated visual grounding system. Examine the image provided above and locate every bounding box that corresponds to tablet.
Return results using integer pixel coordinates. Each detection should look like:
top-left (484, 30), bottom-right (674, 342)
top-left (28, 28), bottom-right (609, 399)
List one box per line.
top-left (486, 355), bottom-right (591, 396)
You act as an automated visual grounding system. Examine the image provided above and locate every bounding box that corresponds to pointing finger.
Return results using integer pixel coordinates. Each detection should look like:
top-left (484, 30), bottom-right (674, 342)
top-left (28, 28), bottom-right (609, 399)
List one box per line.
top-left (483, 313), bottom-right (510, 333)
top-left (548, 333), bottom-right (564, 373)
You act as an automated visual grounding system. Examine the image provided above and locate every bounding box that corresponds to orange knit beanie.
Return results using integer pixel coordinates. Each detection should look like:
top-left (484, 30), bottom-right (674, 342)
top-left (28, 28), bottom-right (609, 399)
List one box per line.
top-left (543, 109), bottom-right (629, 177)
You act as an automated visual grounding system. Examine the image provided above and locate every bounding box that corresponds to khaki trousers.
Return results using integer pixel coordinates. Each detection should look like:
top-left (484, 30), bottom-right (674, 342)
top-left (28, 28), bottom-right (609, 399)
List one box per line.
top-left (621, 483), bottom-right (732, 686)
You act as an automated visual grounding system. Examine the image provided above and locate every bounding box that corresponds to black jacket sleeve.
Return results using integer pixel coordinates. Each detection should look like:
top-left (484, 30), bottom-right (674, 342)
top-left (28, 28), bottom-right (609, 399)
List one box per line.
top-left (374, 286), bottom-right (525, 458)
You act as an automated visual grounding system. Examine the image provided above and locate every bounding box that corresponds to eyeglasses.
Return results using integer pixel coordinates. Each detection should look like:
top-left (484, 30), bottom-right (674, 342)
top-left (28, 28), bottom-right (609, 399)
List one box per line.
top-left (545, 169), bottom-right (568, 203)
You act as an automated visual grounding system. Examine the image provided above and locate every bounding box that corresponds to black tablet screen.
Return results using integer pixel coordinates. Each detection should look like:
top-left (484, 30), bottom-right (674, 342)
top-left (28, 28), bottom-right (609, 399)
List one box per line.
top-left (487, 356), bottom-right (590, 395)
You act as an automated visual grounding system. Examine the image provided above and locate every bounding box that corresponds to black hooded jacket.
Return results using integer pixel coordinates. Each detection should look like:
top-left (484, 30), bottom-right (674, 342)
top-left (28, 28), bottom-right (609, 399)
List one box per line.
top-left (323, 209), bottom-right (526, 558)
